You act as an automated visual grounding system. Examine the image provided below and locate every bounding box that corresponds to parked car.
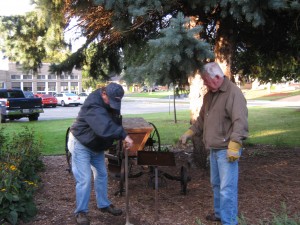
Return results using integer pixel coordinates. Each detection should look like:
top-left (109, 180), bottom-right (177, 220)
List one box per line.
top-left (54, 93), bottom-right (80, 107)
top-left (140, 86), bottom-right (148, 92)
top-left (23, 91), bottom-right (35, 98)
top-left (0, 89), bottom-right (43, 123)
top-left (78, 92), bottom-right (89, 105)
top-left (35, 94), bottom-right (58, 108)
top-left (140, 86), bottom-right (159, 92)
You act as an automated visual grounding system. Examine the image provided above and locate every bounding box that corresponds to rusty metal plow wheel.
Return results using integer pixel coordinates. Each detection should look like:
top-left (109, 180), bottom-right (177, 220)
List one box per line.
top-left (148, 169), bottom-right (168, 189)
top-left (116, 156), bottom-right (143, 196)
top-left (180, 166), bottom-right (191, 195)
top-left (143, 122), bottom-right (161, 152)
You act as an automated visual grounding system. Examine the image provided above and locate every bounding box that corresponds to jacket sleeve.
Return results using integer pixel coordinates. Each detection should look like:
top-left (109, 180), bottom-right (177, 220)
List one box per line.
top-left (227, 90), bottom-right (248, 144)
top-left (84, 104), bottom-right (127, 140)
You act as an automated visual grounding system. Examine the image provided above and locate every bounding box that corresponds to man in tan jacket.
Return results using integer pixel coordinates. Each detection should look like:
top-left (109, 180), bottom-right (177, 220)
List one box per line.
top-left (180, 62), bottom-right (248, 225)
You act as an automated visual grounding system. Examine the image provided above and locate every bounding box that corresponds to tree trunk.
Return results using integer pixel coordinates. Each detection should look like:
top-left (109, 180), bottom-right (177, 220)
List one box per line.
top-left (188, 73), bottom-right (206, 123)
top-left (214, 18), bottom-right (236, 80)
top-left (187, 18), bottom-right (236, 168)
top-left (188, 73), bottom-right (208, 169)
top-left (173, 88), bottom-right (177, 123)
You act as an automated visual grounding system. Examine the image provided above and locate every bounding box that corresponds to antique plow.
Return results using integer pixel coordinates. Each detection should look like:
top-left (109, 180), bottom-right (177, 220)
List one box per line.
top-left (65, 117), bottom-right (191, 195)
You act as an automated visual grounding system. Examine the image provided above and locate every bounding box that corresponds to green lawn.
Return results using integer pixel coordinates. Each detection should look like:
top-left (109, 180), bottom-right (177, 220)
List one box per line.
top-left (1, 107), bottom-right (300, 155)
top-left (1, 119), bottom-right (75, 155)
top-left (126, 89), bottom-right (300, 101)
top-left (246, 107), bottom-right (300, 147)
top-left (125, 91), bottom-right (174, 98)
top-left (243, 89), bottom-right (300, 101)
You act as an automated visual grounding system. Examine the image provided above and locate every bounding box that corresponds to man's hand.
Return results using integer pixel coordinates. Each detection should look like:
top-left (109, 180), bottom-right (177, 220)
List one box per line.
top-left (179, 129), bottom-right (194, 144)
top-left (124, 135), bottom-right (133, 150)
top-left (227, 141), bottom-right (242, 162)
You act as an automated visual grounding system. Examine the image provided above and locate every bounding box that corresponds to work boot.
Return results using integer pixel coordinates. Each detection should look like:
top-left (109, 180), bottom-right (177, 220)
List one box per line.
top-left (75, 212), bottom-right (90, 225)
top-left (206, 213), bottom-right (221, 222)
top-left (100, 204), bottom-right (122, 216)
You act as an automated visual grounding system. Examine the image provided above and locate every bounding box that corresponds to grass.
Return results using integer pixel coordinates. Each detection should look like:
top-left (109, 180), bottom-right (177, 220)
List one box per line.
top-left (245, 107), bottom-right (300, 147)
top-left (2, 119), bottom-right (75, 155)
top-left (125, 91), bottom-right (174, 98)
top-left (1, 107), bottom-right (300, 155)
top-left (124, 88), bottom-right (300, 101)
top-left (243, 89), bottom-right (300, 101)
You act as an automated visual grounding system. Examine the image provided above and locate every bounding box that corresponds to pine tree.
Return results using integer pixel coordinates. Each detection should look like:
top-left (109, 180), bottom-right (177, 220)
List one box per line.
top-left (1, 0), bottom-right (299, 167)
top-left (0, 0), bottom-right (68, 74)
top-left (2, 0), bottom-right (299, 81)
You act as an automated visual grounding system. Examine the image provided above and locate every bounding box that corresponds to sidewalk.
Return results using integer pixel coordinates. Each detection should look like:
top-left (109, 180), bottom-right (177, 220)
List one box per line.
top-left (123, 96), bottom-right (189, 103)
top-left (276, 95), bottom-right (300, 102)
top-left (243, 94), bottom-right (300, 108)
top-left (124, 95), bottom-right (300, 108)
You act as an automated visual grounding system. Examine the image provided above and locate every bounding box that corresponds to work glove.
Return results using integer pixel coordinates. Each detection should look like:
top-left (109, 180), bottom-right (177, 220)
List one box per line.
top-left (124, 135), bottom-right (134, 150)
top-left (179, 129), bottom-right (194, 144)
top-left (227, 141), bottom-right (242, 162)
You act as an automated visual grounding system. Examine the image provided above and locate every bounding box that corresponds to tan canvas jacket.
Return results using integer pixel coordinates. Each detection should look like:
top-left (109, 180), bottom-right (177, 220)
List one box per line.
top-left (190, 77), bottom-right (248, 149)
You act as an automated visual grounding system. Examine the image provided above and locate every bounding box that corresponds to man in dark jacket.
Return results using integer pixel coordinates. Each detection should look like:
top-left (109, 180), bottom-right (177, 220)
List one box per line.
top-left (68, 83), bottom-right (133, 225)
top-left (180, 62), bottom-right (248, 225)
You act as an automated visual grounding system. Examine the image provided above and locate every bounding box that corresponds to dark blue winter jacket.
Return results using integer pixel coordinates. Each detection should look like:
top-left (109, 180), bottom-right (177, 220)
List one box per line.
top-left (70, 89), bottom-right (127, 151)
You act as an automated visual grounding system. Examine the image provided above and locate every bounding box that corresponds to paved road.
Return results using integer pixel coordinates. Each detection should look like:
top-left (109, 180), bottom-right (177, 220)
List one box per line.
top-left (247, 95), bottom-right (300, 108)
top-left (15, 95), bottom-right (300, 121)
top-left (40, 97), bottom-right (190, 120)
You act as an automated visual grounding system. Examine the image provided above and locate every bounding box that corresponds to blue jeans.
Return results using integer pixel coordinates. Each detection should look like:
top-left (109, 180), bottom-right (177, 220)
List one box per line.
top-left (68, 132), bottom-right (111, 214)
top-left (210, 149), bottom-right (240, 225)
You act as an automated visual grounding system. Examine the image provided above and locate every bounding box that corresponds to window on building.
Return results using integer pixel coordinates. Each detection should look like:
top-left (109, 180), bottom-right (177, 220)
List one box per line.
top-left (11, 75), bottom-right (21, 79)
top-left (37, 82), bottom-right (46, 92)
top-left (0, 82), bottom-right (4, 88)
top-left (70, 74), bottom-right (78, 79)
top-left (48, 82), bottom-right (56, 91)
top-left (23, 75), bottom-right (33, 79)
top-left (48, 74), bottom-right (56, 80)
top-left (23, 82), bottom-right (33, 91)
top-left (61, 82), bottom-right (68, 92)
top-left (70, 82), bottom-right (79, 94)
top-left (37, 75), bottom-right (46, 79)
top-left (11, 82), bottom-right (21, 89)
top-left (60, 73), bottom-right (68, 79)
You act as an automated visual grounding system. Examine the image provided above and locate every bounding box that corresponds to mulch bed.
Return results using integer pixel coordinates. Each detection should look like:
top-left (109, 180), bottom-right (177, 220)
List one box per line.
top-left (21, 145), bottom-right (300, 225)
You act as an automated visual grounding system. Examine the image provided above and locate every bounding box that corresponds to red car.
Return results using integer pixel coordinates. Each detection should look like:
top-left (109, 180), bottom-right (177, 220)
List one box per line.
top-left (35, 94), bottom-right (58, 108)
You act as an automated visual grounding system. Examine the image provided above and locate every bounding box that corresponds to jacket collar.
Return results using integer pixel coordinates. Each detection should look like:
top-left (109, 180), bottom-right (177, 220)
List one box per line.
top-left (218, 76), bottom-right (230, 92)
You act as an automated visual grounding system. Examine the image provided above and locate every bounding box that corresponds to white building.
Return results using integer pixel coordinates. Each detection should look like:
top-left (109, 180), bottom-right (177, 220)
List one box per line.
top-left (0, 62), bottom-right (83, 95)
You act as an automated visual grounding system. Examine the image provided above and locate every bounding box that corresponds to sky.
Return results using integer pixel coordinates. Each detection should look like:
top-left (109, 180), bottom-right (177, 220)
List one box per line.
top-left (0, 0), bottom-right (35, 16)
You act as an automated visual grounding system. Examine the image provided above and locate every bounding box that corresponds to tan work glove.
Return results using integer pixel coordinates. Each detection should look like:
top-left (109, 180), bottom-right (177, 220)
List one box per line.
top-left (227, 141), bottom-right (242, 162)
top-left (179, 129), bottom-right (194, 144)
top-left (124, 135), bottom-right (134, 150)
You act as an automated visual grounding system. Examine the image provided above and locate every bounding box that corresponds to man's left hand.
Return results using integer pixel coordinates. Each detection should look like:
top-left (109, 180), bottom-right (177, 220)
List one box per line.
top-left (124, 135), bottom-right (133, 150)
top-left (227, 141), bottom-right (242, 162)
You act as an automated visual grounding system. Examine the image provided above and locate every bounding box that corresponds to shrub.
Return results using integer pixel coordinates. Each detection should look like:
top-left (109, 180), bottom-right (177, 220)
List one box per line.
top-left (0, 127), bottom-right (44, 225)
